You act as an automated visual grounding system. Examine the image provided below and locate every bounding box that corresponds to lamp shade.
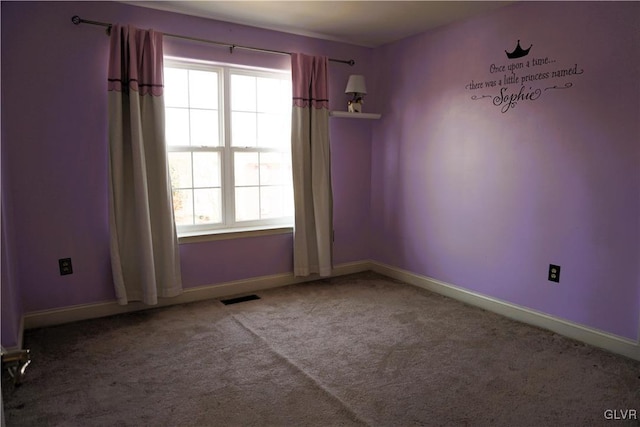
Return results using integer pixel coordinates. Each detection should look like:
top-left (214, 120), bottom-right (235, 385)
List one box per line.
top-left (345, 74), bottom-right (367, 94)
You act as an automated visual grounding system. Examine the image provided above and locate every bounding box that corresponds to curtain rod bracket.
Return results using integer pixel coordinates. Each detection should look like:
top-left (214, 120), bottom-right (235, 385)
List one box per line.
top-left (230, 45), bottom-right (235, 54)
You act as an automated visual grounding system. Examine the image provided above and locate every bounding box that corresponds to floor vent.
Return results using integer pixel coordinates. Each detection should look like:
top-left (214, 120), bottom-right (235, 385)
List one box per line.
top-left (220, 294), bottom-right (261, 305)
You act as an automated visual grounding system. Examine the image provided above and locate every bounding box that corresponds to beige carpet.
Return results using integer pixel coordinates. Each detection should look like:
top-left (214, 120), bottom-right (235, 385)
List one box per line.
top-left (3, 272), bottom-right (639, 426)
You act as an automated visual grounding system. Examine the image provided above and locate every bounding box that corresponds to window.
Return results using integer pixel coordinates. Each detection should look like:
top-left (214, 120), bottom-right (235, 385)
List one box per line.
top-left (164, 60), bottom-right (293, 235)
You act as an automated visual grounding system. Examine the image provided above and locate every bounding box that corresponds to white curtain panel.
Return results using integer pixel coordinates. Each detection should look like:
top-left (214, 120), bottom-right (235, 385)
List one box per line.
top-left (291, 53), bottom-right (333, 277)
top-left (107, 25), bottom-right (182, 305)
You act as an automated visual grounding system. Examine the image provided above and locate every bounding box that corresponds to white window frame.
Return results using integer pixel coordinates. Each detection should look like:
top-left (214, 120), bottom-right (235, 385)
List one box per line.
top-left (164, 58), bottom-right (293, 238)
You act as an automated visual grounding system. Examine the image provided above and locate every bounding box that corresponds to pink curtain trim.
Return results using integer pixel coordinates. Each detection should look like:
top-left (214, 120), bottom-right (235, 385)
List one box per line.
top-left (108, 25), bottom-right (164, 96)
top-left (292, 100), bottom-right (329, 109)
top-left (291, 53), bottom-right (329, 109)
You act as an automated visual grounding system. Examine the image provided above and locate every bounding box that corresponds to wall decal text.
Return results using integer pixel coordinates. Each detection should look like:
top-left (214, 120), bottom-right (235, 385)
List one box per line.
top-left (466, 41), bottom-right (585, 113)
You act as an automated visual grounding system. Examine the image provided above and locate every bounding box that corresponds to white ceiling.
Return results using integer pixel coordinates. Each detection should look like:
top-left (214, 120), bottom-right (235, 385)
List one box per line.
top-left (126, 1), bottom-right (512, 47)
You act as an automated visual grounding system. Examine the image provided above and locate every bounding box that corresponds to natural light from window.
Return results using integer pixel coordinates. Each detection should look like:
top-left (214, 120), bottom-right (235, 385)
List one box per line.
top-left (164, 60), bottom-right (293, 235)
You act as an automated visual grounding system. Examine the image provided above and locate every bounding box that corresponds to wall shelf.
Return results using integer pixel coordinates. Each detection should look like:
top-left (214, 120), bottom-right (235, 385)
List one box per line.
top-left (329, 111), bottom-right (381, 120)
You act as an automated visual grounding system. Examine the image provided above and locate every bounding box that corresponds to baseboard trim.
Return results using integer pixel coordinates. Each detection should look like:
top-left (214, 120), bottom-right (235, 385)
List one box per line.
top-left (371, 261), bottom-right (640, 361)
top-left (22, 260), bottom-right (639, 361)
top-left (23, 261), bottom-right (371, 331)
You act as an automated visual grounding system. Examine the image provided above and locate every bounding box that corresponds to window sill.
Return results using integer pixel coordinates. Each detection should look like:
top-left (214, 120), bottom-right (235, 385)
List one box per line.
top-left (178, 225), bottom-right (293, 244)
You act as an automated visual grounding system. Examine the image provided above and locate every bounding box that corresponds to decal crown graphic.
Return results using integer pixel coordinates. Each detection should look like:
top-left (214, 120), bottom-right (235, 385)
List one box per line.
top-left (505, 40), bottom-right (532, 59)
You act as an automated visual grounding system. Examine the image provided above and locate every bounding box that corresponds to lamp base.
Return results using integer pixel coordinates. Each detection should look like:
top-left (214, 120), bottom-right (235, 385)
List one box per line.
top-left (347, 101), bottom-right (362, 113)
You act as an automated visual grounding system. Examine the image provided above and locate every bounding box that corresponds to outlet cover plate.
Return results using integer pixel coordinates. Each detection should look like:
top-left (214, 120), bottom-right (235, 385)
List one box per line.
top-left (548, 264), bottom-right (560, 283)
top-left (59, 258), bottom-right (73, 275)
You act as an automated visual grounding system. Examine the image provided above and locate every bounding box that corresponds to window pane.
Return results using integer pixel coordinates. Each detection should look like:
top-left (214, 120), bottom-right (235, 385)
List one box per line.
top-left (261, 186), bottom-right (293, 219)
top-left (280, 79), bottom-right (292, 111)
top-left (190, 109), bottom-right (219, 146)
top-left (231, 74), bottom-right (256, 111)
top-left (165, 108), bottom-right (190, 146)
top-left (164, 68), bottom-right (189, 108)
top-left (193, 152), bottom-right (221, 188)
top-left (235, 187), bottom-right (260, 221)
top-left (283, 185), bottom-right (294, 217)
top-left (260, 152), bottom-right (291, 185)
top-left (257, 113), bottom-right (288, 148)
top-left (172, 189), bottom-right (193, 225)
top-left (260, 186), bottom-right (285, 219)
top-left (231, 112), bottom-right (257, 147)
top-left (257, 77), bottom-right (281, 113)
top-left (165, 62), bottom-right (294, 231)
top-left (168, 152), bottom-right (192, 189)
top-left (235, 152), bottom-right (259, 186)
top-left (189, 70), bottom-right (218, 109)
top-left (194, 188), bottom-right (222, 224)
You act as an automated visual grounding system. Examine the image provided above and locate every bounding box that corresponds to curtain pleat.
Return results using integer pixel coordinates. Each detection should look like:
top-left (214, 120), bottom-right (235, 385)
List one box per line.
top-left (290, 53), bottom-right (333, 277)
top-left (108, 25), bottom-right (182, 305)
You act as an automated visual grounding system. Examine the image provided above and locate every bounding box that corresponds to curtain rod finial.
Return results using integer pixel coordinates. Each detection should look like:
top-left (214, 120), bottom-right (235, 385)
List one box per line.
top-left (71, 15), bottom-right (81, 25)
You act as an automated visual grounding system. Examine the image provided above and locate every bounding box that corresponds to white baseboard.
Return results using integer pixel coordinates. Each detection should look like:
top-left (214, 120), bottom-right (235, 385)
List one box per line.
top-left (371, 261), bottom-right (640, 361)
top-left (23, 261), bottom-right (371, 331)
top-left (21, 259), bottom-right (640, 361)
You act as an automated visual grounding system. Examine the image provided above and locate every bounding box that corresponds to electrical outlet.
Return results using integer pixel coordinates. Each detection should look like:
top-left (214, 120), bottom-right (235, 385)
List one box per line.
top-left (548, 264), bottom-right (560, 283)
top-left (59, 258), bottom-right (73, 275)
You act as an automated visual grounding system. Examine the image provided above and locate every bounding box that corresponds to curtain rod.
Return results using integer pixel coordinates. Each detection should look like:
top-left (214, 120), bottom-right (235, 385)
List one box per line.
top-left (71, 16), bottom-right (355, 66)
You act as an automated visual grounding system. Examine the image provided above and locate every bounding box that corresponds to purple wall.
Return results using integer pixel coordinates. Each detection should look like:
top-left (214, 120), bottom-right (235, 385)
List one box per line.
top-left (0, 1), bottom-right (373, 323)
top-left (370, 1), bottom-right (640, 340)
top-left (2, 59), bottom-right (22, 348)
top-left (3, 1), bottom-right (638, 346)
top-left (2, 181), bottom-right (21, 349)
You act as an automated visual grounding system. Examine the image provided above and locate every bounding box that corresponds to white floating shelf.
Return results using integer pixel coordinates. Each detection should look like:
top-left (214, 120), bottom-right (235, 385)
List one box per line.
top-left (329, 111), bottom-right (381, 119)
